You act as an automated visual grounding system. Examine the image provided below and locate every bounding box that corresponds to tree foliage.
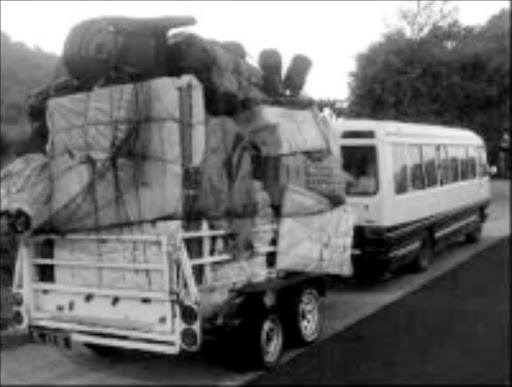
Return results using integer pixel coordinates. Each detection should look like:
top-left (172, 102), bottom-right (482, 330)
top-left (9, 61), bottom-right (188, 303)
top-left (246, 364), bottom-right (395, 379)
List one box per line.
top-left (347, 3), bottom-right (510, 167)
top-left (0, 32), bottom-right (58, 165)
top-left (1, 32), bottom-right (59, 124)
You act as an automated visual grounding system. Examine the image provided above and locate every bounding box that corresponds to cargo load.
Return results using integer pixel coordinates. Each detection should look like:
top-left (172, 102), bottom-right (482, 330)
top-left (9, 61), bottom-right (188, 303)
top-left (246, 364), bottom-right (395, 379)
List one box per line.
top-left (166, 32), bottom-right (265, 115)
top-left (0, 153), bottom-right (50, 232)
top-left (41, 75), bottom-right (205, 232)
top-left (6, 18), bottom-right (356, 369)
top-left (277, 185), bottom-right (354, 276)
top-left (2, 80), bottom-right (348, 234)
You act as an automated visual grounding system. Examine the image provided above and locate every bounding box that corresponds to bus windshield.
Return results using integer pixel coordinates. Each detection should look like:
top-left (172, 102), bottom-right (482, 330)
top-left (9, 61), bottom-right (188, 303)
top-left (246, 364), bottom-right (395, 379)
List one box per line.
top-left (341, 145), bottom-right (378, 196)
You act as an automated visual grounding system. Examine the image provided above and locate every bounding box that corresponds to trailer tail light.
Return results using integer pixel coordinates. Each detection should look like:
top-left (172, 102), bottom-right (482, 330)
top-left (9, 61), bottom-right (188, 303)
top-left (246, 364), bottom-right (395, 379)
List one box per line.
top-left (179, 302), bottom-right (200, 351)
top-left (181, 327), bottom-right (199, 350)
top-left (180, 303), bottom-right (199, 326)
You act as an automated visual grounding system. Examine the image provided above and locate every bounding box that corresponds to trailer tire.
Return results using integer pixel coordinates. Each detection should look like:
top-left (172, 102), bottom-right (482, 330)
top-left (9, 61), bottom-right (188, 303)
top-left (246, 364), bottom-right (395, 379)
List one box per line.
top-left (243, 311), bottom-right (284, 369)
top-left (282, 286), bottom-right (322, 347)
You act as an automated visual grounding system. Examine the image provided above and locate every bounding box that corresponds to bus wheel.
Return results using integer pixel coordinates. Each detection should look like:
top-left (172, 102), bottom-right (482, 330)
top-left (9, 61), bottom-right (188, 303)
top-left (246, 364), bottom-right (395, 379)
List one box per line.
top-left (411, 236), bottom-right (433, 272)
top-left (247, 312), bottom-right (284, 369)
top-left (283, 286), bottom-right (322, 347)
top-left (465, 220), bottom-right (482, 243)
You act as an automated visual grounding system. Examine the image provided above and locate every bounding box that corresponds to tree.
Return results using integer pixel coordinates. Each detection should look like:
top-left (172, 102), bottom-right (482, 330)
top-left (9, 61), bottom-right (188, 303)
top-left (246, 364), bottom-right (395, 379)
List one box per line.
top-left (347, 7), bottom-right (510, 174)
top-left (397, 0), bottom-right (458, 40)
top-left (0, 31), bottom-right (59, 163)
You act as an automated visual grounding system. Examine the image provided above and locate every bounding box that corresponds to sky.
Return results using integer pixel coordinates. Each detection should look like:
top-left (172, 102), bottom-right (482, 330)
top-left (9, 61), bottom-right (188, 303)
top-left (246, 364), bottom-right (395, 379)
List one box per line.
top-left (1, 0), bottom-right (509, 100)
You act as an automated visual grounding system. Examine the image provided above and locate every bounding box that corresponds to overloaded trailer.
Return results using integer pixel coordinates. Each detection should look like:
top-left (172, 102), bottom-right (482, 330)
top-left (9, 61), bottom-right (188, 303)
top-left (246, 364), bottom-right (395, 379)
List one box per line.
top-left (2, 16), bottom-right (354, 369)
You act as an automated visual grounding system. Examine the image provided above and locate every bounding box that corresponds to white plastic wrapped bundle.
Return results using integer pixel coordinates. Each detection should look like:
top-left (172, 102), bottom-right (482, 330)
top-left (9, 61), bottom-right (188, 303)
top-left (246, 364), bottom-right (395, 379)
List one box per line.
top-left (0, 153), bottom-right (51, 231)
top-left (43, 76), bottom-right (205, 232)
top-left (276, 186), bottom-right (355, 277)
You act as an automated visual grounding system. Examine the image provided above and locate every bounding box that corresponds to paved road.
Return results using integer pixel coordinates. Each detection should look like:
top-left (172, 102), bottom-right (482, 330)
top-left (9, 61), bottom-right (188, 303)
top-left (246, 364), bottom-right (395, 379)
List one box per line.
top-left (1, 214), bottom-right (509, 385)
top-left (251, 237), bottom-right (510, 385)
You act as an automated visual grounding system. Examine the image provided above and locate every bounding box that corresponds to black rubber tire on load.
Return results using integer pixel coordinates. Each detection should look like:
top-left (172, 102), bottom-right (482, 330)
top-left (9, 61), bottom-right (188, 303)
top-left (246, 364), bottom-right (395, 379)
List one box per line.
top-left (259, 48), bottom-right (285, 97)
top-left (283, 54), bottom-right (312, 96)
top-left (282, 286), bottom-right (322, 347)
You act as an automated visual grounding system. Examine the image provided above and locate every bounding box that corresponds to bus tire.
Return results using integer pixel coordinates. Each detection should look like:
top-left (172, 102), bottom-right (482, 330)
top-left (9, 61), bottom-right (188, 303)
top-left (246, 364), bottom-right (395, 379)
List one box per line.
top-left (282, 286), bottom-right (322, 347)
top-left (245, 311), bottom-right (284, 369)
top-left (465, 220), bottom-right (482, 243)
top-left (410, 235), bottom-right (433, 272)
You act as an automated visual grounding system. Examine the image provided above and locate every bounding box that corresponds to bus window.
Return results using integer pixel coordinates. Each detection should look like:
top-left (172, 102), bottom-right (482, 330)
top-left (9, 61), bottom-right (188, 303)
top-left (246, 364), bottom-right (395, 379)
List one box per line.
top-left (341, 145), bottom-right (378, 196)
top-left (392, 144), bottom-right (408, 194)
top-left (467, 146), bottom-right (477, 179)
top-left (460, 146), bottom-right (470, 180)
top-left (408, 144), bottom-right (424, 190)
top-left (438, 145), bottom-right (449, 186)
top-left (448, 145), bottom-right (460, 182)
top-left (477, 147), bottom-right (488, 177)
top-left (423, 145), bottom-right (438, 188)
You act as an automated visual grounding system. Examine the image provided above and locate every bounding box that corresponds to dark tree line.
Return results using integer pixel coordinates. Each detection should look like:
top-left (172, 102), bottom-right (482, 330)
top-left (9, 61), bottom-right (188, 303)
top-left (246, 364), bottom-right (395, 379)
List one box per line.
top-left (1, 32), bottom-right (59, 166)
top-left (347, 3), bottom-right (510, 171)
top-left (1, 32), bottom-right (58, 124)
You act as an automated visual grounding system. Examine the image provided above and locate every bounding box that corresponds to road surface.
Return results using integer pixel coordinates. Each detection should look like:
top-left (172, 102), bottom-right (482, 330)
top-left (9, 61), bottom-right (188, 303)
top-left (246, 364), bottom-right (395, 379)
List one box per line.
top-left (251, 237), bottom-right (510, 385)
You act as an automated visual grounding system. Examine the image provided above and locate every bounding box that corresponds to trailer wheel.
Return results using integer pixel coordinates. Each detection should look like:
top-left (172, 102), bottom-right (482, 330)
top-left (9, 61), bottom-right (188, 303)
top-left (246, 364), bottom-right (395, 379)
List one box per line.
top-left (283, 286), bottom-right (322, 346)
top-left (245, 312), bottom-right (284, 369)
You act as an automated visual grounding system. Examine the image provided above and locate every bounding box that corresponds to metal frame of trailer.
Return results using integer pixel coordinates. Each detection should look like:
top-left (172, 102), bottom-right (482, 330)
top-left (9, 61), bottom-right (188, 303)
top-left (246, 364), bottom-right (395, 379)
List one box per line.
top-left (11, 220), bottom-right (326, 368)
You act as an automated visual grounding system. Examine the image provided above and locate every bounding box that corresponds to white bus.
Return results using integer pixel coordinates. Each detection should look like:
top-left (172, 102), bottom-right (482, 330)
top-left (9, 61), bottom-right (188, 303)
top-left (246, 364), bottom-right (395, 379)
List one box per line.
top-left (334, 119), bottom-right (492, 279)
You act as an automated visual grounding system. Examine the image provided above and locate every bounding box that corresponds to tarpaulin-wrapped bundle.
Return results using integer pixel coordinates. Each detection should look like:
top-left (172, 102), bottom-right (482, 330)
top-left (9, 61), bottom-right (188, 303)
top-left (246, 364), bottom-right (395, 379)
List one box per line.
top-left (277, 186), bottom-right (354, 276)
top-left (26, 77), bottom-right (92, 158)
top-left (63, 16), bottom-right (196, 85)
top-left (259, 152), bottom-right (347, 211)
top-left (41, 75), bottom-right (205, 232)
top-left (235, 104), bottom-right (346, 210)
top-left (166, 32), bottom-right (266, 115)
top-left (0, 153), bottom-right (51, 232)
top-left (236, 104), bottom-right (339, 155)
top-left (196, 116), bottom-right (258, 220)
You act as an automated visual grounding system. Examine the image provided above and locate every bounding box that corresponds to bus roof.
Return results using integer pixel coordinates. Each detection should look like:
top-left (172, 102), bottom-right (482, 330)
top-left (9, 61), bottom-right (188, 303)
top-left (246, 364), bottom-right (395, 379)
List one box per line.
top-left (333, 118), bottom-right (483, 143)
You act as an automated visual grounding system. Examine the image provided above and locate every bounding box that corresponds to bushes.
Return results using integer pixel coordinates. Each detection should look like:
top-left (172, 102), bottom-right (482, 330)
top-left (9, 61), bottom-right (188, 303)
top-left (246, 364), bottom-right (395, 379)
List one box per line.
top-left (0, 228), bottom-right (17, 331)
